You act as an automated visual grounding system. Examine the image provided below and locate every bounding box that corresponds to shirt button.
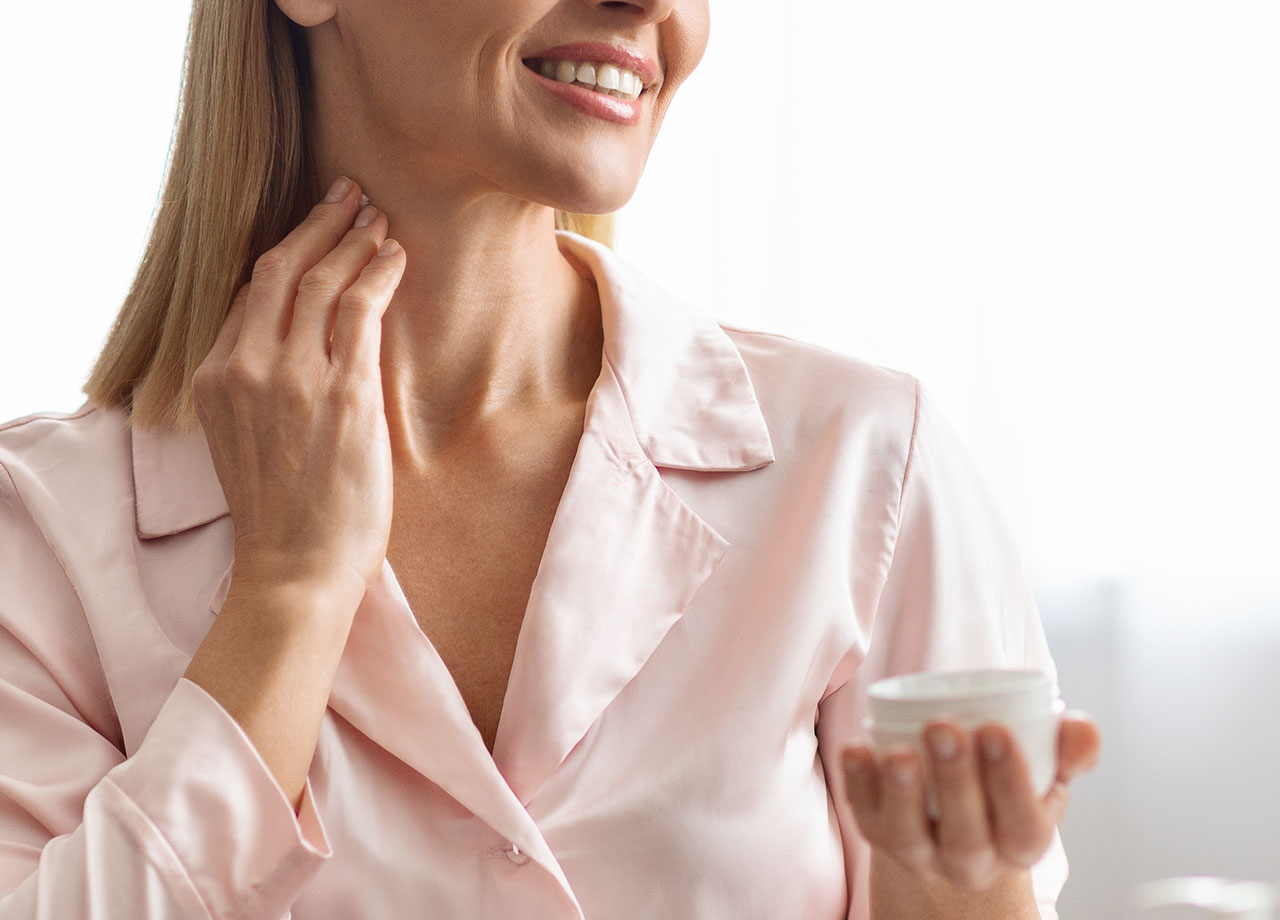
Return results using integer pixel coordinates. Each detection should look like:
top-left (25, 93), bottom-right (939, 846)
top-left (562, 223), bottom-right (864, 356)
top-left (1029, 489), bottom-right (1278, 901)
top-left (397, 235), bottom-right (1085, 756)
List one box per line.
top-left (504, 842), bottom-right (531, 866)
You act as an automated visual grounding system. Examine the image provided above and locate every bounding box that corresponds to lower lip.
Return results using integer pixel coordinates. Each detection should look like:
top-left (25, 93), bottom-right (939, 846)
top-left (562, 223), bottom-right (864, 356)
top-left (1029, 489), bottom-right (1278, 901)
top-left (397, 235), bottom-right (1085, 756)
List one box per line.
top-left (522, 64), bottom-right (644, 126)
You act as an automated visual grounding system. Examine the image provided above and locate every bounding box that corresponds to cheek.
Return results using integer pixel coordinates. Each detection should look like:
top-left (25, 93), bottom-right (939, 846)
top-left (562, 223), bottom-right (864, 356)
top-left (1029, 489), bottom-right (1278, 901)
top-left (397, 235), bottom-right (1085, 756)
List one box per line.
top-left (352, 2), bottom-right (500, 107)
top-left (663, 0), bottom-right (711, 93)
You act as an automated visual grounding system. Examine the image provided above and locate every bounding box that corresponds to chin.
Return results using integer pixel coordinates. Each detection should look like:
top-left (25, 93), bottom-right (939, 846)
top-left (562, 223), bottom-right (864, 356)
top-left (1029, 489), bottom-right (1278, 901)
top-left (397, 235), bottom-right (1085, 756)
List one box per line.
top-left (547, 186), bottom-right (636, 220)
top-left (533, 162), bottom-right (642, 217)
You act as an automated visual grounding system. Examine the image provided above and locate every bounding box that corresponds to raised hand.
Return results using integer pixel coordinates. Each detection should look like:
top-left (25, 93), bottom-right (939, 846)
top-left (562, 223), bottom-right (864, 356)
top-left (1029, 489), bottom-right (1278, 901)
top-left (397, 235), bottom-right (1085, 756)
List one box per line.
top-left (192, 175), bottom-right (406, 606)
top-left (183, 176), bottom-right (408, 811)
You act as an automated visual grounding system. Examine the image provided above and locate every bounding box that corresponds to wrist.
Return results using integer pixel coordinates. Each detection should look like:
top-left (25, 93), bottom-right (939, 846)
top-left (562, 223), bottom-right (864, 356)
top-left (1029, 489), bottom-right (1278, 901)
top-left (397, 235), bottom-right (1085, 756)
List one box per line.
top-left (869, 850), bottom-right (1039, 920)
top-left (223, 565), bottom-right (369, 626)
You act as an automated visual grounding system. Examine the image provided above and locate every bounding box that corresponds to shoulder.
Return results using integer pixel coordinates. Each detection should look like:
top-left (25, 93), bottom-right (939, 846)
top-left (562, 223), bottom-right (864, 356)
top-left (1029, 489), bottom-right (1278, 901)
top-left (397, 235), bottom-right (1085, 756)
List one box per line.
top-left (0, 401), bottom-right (130, 464)
top-left (718, 321), bottom-right (921, 463)
top-left (0, 403), bottom-right (133, 532)
top-left (0, 406), bottom-right (132, 749)
top-left (0, 402), bottom-right (126, 458)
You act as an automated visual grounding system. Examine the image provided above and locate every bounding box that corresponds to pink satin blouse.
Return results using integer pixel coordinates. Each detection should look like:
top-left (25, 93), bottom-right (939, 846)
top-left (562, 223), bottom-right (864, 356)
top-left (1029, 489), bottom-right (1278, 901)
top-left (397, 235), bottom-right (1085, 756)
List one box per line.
top-left (0, 229), bottom-right (1068, 918)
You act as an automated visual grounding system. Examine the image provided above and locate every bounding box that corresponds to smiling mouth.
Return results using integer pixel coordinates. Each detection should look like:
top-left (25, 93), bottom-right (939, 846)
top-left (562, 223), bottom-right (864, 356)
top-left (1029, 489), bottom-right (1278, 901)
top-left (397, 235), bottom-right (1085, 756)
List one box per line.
top-left (521, 58), bottom-right (648, 102)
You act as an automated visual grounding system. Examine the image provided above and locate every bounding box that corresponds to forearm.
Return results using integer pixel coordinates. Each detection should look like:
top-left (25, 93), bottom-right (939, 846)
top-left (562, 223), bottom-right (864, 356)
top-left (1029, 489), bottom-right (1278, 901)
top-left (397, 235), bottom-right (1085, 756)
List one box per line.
top-left (870, 850), bottom-right (1041, 920)
top-left (183, 576), bottom-right (361, 813)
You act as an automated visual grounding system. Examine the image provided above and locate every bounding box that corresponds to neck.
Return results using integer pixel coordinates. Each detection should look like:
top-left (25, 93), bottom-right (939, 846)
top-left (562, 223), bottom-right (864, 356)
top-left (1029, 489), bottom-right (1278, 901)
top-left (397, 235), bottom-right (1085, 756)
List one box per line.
top-left (316, 169), bottom-right (605, 469)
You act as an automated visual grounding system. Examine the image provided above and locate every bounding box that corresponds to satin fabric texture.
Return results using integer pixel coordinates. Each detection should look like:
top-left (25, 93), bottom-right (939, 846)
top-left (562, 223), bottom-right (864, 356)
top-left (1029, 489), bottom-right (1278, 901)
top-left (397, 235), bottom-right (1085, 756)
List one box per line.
top-left (0, 229), bottom-right (1067, 919)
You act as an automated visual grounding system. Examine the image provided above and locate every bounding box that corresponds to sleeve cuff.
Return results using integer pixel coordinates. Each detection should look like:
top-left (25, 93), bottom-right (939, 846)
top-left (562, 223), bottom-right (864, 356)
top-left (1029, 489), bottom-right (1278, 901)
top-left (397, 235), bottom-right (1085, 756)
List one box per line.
top-left (106, 677), bottom-right (332, 919)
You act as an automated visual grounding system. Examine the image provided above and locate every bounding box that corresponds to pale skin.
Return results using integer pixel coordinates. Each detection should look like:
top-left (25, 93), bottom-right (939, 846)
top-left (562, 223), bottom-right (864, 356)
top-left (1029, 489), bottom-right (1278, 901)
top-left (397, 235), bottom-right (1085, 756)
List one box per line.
top-left (179, 0), bottom-right (1102, 915)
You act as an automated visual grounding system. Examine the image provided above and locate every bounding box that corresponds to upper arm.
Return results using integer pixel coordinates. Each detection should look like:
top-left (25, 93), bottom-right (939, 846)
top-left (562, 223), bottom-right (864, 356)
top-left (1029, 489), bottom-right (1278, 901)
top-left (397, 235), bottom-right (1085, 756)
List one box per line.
top-left (815, 378), bottom-right (1069, 919)
top-left (0, 458), bottom-right (128, 892)
top-left (0, 455), bottom-right (332, 916)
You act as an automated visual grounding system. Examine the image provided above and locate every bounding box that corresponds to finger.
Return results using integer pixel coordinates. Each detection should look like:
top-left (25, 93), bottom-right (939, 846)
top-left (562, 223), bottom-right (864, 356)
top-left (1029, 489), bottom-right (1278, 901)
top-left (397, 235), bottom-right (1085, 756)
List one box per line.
top-left (925, 722), bottom-right (997, 886)
top-left (1041, 779), bottom-right (1071, 829)
top-left (875, 746), bottom-right (934, 873)
top-left (978, 724), bottom-right (1056, 869)
top-left (1056, 713), bottom-right (1102, 783)
top-left (240, 176), bottom-right (365, 346)
top-left (285, 203), bottom-right (388, 355)
top-left (330, 239), bottom-right (406, 371)
top-left (841, 745), bottom-right (882, 836)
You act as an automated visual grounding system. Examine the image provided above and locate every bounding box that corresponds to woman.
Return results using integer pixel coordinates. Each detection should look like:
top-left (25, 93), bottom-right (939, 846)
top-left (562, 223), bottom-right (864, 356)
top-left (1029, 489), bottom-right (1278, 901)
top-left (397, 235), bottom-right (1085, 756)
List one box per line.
top-left (0, 0), bottom-right (1100, 917)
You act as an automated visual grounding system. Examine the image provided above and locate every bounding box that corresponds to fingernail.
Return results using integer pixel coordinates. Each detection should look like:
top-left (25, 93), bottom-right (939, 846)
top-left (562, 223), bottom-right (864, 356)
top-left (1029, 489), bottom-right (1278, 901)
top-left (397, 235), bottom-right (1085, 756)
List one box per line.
top-left (378, 239), bottom-right (401, 257)
top-left (981, 731), bottom-right (1006, 763)
top-left (890, 760), bottom-right (917, 787)
top-left (354, 204), bottom-right (379, 228)
top-left (360, 193), bottom-right (371, 208)
top-left (324, 176), bottom-right (353, 203)
top-left (926, 726), bottom-right (960, 762)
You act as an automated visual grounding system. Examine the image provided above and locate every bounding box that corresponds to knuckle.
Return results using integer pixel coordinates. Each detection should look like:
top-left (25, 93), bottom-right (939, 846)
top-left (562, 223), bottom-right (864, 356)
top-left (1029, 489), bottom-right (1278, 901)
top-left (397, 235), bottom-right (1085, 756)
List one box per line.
top-left (327, 376), bottom-right (370, 408)
top-left (321, 382), bottom-right (354, 411)
top-left (999, 842), bottom-right (1044, 870)
top-left (252, 248), bottom-right (293, 279)
top-left (276, 369), bottom-right (315, 404)
top-left (361, 255), bottom-right (401, 286)
top-left (365, 247), bottom-right (399, 272)
top-left (337, 288), bottom-right (379, 317)
top-left (894, 841), bottom-right (934, 872)
top-left (191, 365), bottom-right (219, 399)
top-left (333, 350), bottom-right (378, 384)
top-left (223, 353), bottom-right (267, 391)
top-left (298, 265), bottom-right (346, 295)
top-left (997, 824), bottom-right (1052, 868)
top-left (988, 774), bottom-right (1034, 809)
top-left (986, 763), bottom-right (1019, 794)
top-left (939, 858), bottom-right (993, 891)
top-left (938, 835), bottom-right (991, 869)
top-left (297, 208), bottom-right (334, 236)
top-left (932, 763), bottom-right (970, 789)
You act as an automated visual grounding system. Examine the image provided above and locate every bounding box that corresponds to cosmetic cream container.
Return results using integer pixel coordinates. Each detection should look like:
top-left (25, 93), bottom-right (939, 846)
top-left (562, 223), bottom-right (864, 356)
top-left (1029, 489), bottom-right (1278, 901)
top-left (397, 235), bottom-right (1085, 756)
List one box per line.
top-left (864, 669), bottom-right (1066, 818)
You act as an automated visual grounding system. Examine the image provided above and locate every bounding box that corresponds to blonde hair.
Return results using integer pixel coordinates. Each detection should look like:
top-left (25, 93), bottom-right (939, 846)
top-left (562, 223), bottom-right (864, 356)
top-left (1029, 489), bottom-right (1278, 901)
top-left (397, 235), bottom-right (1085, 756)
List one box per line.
top-left (84, 1), bottom-right (617, 432)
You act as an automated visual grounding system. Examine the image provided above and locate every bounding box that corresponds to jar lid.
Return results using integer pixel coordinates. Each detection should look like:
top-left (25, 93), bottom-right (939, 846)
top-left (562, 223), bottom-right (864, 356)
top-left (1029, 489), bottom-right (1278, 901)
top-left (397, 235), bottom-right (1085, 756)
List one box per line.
top-left (867, 669), bottom-right (1060, 727)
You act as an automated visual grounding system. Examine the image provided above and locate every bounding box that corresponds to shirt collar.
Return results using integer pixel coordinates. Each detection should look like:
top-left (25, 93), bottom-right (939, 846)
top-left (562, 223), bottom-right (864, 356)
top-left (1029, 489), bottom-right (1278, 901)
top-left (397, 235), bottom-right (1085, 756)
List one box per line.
top-left (132, 229), bottom-right (775, 539)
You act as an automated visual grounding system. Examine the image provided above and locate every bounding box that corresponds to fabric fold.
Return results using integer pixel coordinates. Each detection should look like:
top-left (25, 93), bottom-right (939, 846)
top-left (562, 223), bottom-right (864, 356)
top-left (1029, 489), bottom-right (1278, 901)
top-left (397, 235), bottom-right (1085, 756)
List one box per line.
top-left (104, 677), bottom-right (333, 917)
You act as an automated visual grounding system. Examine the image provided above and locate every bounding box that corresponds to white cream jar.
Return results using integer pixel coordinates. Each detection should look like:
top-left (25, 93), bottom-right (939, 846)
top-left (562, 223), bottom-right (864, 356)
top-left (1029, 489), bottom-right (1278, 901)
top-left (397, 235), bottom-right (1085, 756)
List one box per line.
top-left (864, 669), bottom-right (1066, 818)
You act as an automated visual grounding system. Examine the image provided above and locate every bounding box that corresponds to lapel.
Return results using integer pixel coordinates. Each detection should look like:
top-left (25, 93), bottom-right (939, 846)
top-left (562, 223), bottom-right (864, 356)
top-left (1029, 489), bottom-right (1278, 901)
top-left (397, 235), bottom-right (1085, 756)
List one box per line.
top-left (131, 229), bottom-right (775, 899)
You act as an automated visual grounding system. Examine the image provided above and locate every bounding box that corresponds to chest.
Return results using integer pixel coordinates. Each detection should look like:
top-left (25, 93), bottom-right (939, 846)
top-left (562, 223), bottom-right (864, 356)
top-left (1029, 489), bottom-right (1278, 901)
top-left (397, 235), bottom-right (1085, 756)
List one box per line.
top-left (385, 427), bottom-right (582, 755)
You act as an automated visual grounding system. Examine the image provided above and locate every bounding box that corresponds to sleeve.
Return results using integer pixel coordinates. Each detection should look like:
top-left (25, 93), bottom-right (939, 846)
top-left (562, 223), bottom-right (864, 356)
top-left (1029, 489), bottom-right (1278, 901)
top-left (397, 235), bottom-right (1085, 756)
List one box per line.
top-left (814, 378), bottom-right (1069, 920)
top-left (0, 459), bottom-right (332, 919)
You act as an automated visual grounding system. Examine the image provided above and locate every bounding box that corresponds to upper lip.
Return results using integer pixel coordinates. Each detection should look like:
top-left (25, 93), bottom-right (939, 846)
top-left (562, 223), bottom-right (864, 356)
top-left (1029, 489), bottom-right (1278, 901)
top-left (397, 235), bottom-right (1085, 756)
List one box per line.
top-left (524, 42), bottom-right (659, 88)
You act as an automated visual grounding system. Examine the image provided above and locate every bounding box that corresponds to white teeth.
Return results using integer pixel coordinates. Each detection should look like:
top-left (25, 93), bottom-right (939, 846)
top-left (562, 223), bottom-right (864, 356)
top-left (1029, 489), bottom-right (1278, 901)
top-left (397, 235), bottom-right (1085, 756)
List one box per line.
top-left (596, 64), bottom-right (620, 91)
top-left (530, 58), bottom-right (645, 101)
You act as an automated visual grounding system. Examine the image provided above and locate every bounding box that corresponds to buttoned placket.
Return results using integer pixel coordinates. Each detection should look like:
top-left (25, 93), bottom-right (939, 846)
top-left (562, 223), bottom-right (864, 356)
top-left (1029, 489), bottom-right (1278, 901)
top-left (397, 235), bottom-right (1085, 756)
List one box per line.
top-left (136, 228), bottom-right (777, 919)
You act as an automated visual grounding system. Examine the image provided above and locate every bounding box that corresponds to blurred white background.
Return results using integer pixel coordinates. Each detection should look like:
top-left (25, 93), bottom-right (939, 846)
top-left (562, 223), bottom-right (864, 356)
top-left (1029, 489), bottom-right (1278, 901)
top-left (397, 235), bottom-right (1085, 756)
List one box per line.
top-left (2, 2), bottom-right (1278, 918)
